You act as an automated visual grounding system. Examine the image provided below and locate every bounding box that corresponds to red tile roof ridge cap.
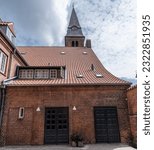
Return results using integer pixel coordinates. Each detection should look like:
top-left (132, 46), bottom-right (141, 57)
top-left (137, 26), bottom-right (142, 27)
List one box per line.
top-left (16, 46), bottom-right (91, 49)
top-left (17, 46), bottom-right (66, 48)
top-left (7, 82), bottom-right (131, 87)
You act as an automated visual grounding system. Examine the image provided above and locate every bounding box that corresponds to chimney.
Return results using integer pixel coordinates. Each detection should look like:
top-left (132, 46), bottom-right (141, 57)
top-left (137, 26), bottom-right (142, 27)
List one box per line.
top-left (86, 39), bottom-right (91, 48)
top-left (91, 64), bottom-right (95, 71)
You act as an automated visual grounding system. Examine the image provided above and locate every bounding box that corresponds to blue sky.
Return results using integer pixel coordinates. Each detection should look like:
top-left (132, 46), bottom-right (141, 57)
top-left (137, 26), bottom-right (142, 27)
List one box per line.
top-left (0, 0), bottom-right (136, 79)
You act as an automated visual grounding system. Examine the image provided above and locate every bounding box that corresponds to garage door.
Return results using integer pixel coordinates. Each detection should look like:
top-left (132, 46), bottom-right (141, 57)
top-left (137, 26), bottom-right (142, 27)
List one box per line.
top-left (94, 107), bottom-right (120, 143)
top-left (44, 107), bottom-right (69, 144)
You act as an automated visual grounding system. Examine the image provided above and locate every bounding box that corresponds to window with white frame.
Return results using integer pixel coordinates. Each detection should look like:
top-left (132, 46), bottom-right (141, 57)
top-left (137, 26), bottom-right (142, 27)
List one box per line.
top-left (6, 27), bottom-right (15, 44)
top-left (60, 66), bottom-right (65, 79)
top-left (50, 69), bottom-right (57, 79)
top-left (34, 69), bottom-right (49, 79)
top-left (0, 49), bottom-right (7, 74)
top-left (19, 69), bottom-right (34, 79)
top-left (18, 107), bottom-right (24, 119)
top-left (18, 67), bottom-right (65, 79)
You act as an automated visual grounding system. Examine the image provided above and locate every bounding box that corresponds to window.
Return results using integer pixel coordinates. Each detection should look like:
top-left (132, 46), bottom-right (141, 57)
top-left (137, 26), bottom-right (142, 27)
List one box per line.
top-left (6, 27), bottom-right (15, 44)
top-left (60, 66), bottom-right (65, 79)
top-left (18, 67), bottom-right (65, 79)
top-left (19, 69), bottom-right (34, 79)
top-left (35, 69), bottom-right (49, 79)
top-left (50, 69), bottom-right (57, 79)
top-left (72, 41), bottom-right (78, 47)
top-left (0, 50), bottom-right (7, 74)
top-left (18, 107), bottom-right (24, 119)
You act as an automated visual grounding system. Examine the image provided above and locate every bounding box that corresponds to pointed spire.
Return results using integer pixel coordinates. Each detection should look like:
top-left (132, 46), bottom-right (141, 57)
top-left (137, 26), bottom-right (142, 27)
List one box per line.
top-left (66, 7), bottom-right (84, 36)
top-left (68, 7), bottom-right (80, 28)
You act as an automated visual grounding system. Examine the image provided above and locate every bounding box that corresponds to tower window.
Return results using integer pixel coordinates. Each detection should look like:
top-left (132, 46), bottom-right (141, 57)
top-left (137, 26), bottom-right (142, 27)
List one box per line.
top-left (72, 41), bottom-right (78, 47)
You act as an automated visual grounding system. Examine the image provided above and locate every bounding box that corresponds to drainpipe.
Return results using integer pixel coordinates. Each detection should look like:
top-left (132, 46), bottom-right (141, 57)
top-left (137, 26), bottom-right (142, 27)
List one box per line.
top-left (0, 84), bottom-right (6, 126)
top-left (0, 84), bottom-right (6, 146)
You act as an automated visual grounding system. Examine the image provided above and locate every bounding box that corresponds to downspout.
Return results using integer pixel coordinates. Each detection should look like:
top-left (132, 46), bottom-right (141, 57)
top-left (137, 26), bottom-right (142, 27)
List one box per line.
top-left (0, 84), bottom-right (6, 146)
top-left (0, 84), bottom-right (6, 127)
top-left (7, 52), bottom-right (13, 79)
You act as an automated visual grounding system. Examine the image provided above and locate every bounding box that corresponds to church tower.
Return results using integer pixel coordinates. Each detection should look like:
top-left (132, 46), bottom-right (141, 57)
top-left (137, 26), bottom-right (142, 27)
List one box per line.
top-left (65, 7), bottom-right (85, 47)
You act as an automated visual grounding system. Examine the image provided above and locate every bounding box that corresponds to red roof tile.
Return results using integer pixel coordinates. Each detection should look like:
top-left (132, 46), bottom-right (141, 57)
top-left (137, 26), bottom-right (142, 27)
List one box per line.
top-left (8, 46), bottom-right (130, 86)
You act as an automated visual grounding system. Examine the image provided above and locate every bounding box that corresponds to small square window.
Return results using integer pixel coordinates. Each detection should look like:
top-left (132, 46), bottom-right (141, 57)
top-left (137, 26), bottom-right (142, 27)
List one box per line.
top-left (50, 69), bottom-right (57, 79)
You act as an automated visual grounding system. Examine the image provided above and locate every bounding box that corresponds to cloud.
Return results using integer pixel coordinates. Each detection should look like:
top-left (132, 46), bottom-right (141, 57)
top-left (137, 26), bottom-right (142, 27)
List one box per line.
top-left (73, 0), bottom-right (136, 78)
top-left (0, 0), bottom-right (136, 78)
top-left (0, 0), bottom-right (71, 45)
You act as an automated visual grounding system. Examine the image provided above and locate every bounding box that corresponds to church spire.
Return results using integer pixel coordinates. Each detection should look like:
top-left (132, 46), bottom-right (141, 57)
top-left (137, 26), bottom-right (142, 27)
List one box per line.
top-left (65, 7), bottom-right (85, 47)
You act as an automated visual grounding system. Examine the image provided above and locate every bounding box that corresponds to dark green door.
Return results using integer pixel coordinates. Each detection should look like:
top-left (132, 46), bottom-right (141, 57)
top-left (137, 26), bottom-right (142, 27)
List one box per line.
top-left (94, 107), bottom-right (120, 143)
top-left (45, 107), bottom-right (69, 144)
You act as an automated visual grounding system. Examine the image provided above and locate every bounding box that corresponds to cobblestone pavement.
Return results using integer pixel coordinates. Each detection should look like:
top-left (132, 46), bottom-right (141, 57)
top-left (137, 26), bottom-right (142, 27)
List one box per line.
top-left (0, 144), bottom-right (136, 150)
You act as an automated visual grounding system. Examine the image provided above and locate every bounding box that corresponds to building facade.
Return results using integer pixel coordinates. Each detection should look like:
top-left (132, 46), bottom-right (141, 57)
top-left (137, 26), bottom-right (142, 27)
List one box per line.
top-left (0, 8), bottom-right (132, 145)
top-left (127, 85), bottom-right (137, 147)
top-left (0, 20), bottom-right (27, 133)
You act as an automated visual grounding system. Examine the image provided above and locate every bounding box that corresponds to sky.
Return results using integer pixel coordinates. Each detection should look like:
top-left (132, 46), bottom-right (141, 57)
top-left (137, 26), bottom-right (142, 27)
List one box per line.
top-left (0, 0), bottom-right (136, 79)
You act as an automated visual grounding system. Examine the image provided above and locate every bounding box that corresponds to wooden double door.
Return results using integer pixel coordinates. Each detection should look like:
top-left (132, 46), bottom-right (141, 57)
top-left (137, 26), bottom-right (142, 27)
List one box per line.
top-left (94, 107), bottom-right (120, 143)
top-left (44, 107), bottom-right (69, 144)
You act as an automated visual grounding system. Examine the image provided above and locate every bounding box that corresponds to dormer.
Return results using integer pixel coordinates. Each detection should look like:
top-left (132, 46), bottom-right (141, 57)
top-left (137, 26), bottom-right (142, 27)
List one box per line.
top-left (0, 20), bottom-right (16, 44)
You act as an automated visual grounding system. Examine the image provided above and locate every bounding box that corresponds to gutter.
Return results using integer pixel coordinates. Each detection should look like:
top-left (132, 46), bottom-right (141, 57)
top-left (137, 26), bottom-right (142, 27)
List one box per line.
top-left (2, 76), bottom-right (17, 86)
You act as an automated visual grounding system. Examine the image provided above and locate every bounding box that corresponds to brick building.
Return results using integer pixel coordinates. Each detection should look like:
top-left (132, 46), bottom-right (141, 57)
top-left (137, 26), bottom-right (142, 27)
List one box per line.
top-left (0, 8), bottom-right (132, 145)
top-left (127, 85), bottom-right (137, 147)
top-left (0, 20), bottom-right (27, 129)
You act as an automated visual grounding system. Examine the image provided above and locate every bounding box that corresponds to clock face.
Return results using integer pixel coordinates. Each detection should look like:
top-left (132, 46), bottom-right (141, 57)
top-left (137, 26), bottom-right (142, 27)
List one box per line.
top-left (72, 26), bottom-right (77, 31)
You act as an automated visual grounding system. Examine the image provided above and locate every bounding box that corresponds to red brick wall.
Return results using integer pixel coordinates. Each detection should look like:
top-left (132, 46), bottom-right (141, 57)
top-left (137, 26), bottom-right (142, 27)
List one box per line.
top-left (65, 37), bottom-right (85, 47)
top-left (2, 85), bottom-right (130, 145)
top-left (127, 85), bottom-right (137, 145)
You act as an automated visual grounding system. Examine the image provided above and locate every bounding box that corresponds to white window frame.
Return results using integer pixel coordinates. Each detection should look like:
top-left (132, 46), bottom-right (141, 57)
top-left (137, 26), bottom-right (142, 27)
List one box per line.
top-left (50, 69), bottom-right (57, 79)
top-left (19, 69), bottom-right (34, 79)
top-left (60, 67), bottom-right (65, 79)
top-left (0, 49), bottom-right (7, 74)
top-left (34, 69), bottom-right (49, 79)
top-left (18, 107), bottom-right (24, 119)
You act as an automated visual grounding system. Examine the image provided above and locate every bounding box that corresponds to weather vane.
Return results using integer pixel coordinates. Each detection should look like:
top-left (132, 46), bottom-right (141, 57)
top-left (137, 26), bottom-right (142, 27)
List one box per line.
top-left (72, 0), bottom-right (75, 8)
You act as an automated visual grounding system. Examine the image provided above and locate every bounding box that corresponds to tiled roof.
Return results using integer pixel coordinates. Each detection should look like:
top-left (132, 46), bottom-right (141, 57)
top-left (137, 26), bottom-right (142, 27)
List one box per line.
top-left (8, 46), bottom-right (130, 86)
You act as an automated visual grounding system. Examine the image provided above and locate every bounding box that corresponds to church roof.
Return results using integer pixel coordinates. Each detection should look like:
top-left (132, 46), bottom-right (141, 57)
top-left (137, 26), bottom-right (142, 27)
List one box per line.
top-left (66, 8), bottom-right (84, 37)
top-left (7, 46), bottom-right (130, 86)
